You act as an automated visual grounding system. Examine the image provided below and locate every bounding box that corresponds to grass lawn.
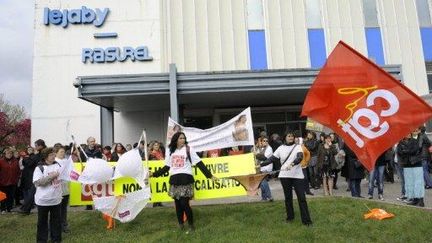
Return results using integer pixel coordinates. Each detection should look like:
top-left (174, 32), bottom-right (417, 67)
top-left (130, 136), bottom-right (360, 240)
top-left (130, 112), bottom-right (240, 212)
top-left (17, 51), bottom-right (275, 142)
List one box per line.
top-left (1, 197), bottom-right (431, 243)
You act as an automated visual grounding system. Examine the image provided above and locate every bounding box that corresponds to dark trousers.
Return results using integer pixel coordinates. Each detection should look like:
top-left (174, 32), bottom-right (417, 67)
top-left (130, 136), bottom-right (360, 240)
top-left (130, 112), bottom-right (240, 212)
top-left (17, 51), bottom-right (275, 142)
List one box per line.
top-left (280, 178), bottom-right (312, 225)
top-left (21, 185), bottom-right (36, 213)
top-left (349, 179), bottom-right (362, 197)
top-left (60, 195), bottom-right (69, 229)
top-left (37, 204), bottom-right (62, 243)
top-left (302, 168), bottom-right (311, 192)
top-left (174, 197), bottom-right (193, 226)
top-left (0, 185), bottom-right (16, 212)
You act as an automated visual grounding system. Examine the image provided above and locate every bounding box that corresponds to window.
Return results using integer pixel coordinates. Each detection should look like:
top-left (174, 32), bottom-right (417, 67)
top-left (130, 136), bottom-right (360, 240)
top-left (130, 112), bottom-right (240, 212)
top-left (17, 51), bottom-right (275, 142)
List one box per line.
top-left (362, 0), bottom-right (380, 27)
top-left (365, 28), bottom-right (385, 65)
top-left (305, 0), bottom-right (326, 68)
top-left (248, 30), bottom-right (268, 70)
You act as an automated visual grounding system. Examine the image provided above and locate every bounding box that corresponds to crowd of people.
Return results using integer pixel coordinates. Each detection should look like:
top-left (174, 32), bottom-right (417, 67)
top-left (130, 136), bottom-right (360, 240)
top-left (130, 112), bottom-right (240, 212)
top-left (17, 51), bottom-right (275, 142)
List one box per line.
top-left (1, 126), bottom-right (432, 240)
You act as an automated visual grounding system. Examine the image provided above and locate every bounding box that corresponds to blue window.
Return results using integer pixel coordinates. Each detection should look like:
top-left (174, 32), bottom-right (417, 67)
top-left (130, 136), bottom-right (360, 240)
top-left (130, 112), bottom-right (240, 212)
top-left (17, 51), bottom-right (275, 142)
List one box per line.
top-left (420, 27), bottom-right (432, 61)
top-left (248, 30), bottom-right (268, 70)
top-left (307, 29), bottom-right (327, 68)
top-left (365, 28), bottom-right (385, 65)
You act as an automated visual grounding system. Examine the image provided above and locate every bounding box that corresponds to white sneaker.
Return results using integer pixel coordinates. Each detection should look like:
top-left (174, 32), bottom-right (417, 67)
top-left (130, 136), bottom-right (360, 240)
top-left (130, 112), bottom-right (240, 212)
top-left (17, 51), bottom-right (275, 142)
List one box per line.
top-left (378, 194), bottom-right (384, 201)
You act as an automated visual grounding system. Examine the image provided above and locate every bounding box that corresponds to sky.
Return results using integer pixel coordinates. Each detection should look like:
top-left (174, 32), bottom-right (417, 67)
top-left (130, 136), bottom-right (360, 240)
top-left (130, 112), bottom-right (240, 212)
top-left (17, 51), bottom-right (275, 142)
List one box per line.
top-left (0, 0), bottom-right (34, 114)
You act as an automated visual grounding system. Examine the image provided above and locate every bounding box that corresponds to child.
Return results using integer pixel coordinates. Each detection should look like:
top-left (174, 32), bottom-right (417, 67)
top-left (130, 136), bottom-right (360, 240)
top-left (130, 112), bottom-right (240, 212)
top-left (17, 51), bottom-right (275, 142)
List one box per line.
top-left (33, 147), bottom-right (63, 243)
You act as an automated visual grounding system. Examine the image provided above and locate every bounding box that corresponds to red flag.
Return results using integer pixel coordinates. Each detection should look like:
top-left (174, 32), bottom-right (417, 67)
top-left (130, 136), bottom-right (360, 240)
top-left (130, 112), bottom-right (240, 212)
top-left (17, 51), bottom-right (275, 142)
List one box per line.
top-left (301, 41), bottom-right (432, 171)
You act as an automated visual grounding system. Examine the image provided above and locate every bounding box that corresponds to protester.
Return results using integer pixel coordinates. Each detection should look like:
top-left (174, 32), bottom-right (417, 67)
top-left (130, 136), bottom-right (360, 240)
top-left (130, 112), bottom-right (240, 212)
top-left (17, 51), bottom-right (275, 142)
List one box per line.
top-left (317, 135), bottom-right (338, 196)
top-left (81, 137), bottom-right (103, 161)
top-left (0, 147), bottom-right (21, 213)
top-left (148, 141), bottom-right (165, 160)
top-left (411, 127), bottom-right (432, 189)
top-left (304, 131), bottom-right (320, 189)
top-left (111, 143), bottom-right (126, 162)
top-left (54, 146), bottom-right (70, 233)
top-left (125, 144), bottom-right (132, 151)
top-left (33, 147), bottom-right (63, 242)
top-left (394, 143), bottom-right (407, 201)
top-left (329, 133), bottom-right (341, 190)
top-left (102, 146), bottom-right (112, 161)
top-left (368, 151), bottom-right (388, 200)
top-left (254, 136), bottom-right (274, 201)
top-left (342, 144), bottom-right (365, 198)
top-left (397, 132), bottom-right (425, 207)
top-left (20, 139), bottom-right (46, 215)
top-left (150, 132), bottom-right (217, 232)
top-left (260, 131), bottom-right (312, 226)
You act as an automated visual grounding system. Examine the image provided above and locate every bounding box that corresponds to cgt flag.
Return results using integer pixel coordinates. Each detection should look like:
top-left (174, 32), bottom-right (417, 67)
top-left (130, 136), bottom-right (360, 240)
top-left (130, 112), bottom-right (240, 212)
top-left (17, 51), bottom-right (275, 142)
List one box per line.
top-left (301, 41), bottom-right (432, 171)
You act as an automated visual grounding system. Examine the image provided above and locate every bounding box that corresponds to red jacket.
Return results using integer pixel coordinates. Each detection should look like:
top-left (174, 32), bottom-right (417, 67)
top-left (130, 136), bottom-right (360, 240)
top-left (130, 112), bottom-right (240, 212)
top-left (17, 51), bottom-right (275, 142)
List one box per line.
top-left (0, 157), bottom-right (21, 186)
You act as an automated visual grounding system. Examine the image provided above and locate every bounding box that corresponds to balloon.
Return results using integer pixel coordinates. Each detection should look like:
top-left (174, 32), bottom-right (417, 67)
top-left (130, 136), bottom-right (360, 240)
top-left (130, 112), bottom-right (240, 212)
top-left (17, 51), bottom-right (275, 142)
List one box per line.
top-left (79, 158), bottom-right (113, 184)
top-left (112, 149), bottom-right (147, 187)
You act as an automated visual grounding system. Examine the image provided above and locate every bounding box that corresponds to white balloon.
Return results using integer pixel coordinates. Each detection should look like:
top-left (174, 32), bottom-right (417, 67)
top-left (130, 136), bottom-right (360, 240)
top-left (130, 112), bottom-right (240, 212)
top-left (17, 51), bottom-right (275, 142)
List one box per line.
top-left (79, 158), bottom-right (113, 184)
top-left (114, 149), bottom-right (143, 178)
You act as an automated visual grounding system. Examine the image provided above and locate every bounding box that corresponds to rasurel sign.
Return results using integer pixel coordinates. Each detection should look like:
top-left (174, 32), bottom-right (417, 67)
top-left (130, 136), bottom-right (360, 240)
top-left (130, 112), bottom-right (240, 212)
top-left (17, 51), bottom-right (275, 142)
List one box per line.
top-left (44, 6), bottom-right (109, 28)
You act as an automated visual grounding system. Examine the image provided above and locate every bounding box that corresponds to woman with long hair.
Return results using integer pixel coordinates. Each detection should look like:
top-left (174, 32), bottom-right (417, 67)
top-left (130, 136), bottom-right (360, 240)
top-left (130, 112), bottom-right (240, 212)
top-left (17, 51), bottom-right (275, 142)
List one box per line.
top-left (111, 143), bottom-right (126, 162)
top-left (150, 132), bottom-right (217, 231)
top-left (259, 131), bottom-right (312, 226)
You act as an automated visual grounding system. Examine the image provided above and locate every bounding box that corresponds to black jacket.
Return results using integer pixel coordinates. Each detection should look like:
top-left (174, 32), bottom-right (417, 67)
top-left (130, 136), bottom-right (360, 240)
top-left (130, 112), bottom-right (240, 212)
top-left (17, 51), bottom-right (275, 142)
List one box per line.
top-left (304, 139), bottom-right (319, 157)
top-left (21, 153), bottom-right (41, 189)
top-left (397, 138), bottom-right (421, 168)
top-left (343, 144), bottom-right (365, 180)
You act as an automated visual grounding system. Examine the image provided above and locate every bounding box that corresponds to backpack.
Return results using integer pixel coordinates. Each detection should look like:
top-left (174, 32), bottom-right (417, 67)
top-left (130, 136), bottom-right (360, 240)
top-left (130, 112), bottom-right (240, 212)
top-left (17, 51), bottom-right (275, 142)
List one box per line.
top-left (300, 144), bottom-right (311, 168)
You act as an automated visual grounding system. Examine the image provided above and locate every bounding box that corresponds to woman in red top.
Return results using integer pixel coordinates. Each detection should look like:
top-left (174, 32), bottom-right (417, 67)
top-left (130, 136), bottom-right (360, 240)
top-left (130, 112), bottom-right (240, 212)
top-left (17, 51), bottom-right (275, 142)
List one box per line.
top-left (0, 147), bottom-right (21, 213)
top-left (149, 141), bottom-right (165, 161)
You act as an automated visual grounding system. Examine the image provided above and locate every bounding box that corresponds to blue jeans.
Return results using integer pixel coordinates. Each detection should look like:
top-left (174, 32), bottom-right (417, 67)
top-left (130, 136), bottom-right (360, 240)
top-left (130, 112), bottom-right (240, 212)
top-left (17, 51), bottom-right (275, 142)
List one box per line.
top-left (422, 160), bottom-right (432, 187)
top-left (395, 163), bottom-right (405, 196)
top-left (260, 178), bottom-right (272, 200)
top-left (349, 179), bottom-right (362, 197)
top-left (368, 166), bottom-right (385, 196)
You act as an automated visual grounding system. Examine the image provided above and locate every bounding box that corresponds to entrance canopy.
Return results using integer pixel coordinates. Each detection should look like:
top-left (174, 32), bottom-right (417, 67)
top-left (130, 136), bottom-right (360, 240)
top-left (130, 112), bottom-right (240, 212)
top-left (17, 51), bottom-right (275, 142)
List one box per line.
top-left (75, 64), bottom-right (402, 113)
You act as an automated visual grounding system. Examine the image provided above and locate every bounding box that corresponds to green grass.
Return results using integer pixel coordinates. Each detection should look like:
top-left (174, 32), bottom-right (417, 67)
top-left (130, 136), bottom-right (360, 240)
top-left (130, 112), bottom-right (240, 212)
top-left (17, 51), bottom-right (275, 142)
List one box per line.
top-left (1, 197), bottom-right (431, 243)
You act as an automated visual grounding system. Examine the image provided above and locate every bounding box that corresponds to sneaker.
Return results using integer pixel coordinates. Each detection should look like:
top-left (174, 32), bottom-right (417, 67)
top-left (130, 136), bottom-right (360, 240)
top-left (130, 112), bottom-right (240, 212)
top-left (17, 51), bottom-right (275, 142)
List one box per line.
top-left (368, 195), bottom-right (373, 199)
top-left (378, 194), bottom-right (384, 201)
top-left (1, 211), bottom-right (6, 215)
top-left (268, 198), bottom-right (274, 202)
top-left (397, 196), bottom-right (407, 201)
top-left (306, 191), bottom-right (314, 196)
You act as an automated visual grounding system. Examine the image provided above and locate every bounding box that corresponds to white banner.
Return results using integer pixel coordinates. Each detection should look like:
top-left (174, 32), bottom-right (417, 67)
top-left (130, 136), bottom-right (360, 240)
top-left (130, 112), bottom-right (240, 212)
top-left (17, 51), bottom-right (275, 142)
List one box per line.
top-left (166, 107), bottom-right (254, 151)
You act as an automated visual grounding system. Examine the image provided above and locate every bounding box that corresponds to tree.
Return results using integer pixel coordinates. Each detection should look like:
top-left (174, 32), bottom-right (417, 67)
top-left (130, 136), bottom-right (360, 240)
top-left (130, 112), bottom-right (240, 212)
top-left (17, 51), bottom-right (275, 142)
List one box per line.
top-left (0, 94), bottom-right (31, 150)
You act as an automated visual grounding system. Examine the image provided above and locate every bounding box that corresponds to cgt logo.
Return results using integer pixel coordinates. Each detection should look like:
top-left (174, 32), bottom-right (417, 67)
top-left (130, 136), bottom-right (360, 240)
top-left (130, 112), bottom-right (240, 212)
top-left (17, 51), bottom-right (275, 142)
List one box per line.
top-left (336, 86), bottom-right (399, 148)
top-left (81, 183), bottom-right (114, 201)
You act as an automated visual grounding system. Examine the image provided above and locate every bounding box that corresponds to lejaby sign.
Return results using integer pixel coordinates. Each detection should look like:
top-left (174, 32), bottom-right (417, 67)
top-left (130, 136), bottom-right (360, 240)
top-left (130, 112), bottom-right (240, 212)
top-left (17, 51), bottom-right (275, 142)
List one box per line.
top-left (44, 6), bottom-right (109, 28)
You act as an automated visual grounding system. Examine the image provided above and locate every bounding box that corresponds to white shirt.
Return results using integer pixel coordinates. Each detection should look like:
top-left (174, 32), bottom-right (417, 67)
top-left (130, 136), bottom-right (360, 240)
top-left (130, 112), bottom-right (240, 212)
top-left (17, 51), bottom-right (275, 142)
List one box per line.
top-left (273, 144), bottom-right (304, 179)
top-left (33, 163), bottom-right (63, 206)
top-left (259, 146), bottom-right (274, 173)
top-left (165, 146), bottom-right (201, 176)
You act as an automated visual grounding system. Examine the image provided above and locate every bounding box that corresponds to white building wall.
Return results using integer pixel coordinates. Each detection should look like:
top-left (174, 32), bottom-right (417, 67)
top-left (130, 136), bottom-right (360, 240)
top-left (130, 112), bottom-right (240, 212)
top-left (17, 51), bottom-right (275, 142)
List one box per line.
top-left (379, 0), bottom-right (429, 95)
top-left (32, 0), bottom-right (432, 145)
top-left (32, 0), bottom-right (162, 146)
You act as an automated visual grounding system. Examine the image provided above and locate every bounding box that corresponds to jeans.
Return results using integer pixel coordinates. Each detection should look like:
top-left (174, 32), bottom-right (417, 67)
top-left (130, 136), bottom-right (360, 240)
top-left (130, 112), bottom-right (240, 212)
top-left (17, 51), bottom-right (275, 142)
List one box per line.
top-left (21, 185), bottom-right (36, 213)
top-left (260, 177), bottom-right (272, 200)
top-left (308, 165), bottom-right (319, 188)
top-left (349, 179), bottom-right (362, 197)
top-left (37, 204), bottom-right (62, 243)
top-left (422, 160), bottom-right (432, 187)
top-left (395, 163), bottom-right (405, 196)
top-left (368, 166), bottom-right (385, 196)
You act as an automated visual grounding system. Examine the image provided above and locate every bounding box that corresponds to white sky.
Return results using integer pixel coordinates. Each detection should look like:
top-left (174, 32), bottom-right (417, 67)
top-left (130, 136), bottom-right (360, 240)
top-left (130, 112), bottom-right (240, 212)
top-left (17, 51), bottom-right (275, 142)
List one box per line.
top-left (0, 0), bottom-right (35, 114)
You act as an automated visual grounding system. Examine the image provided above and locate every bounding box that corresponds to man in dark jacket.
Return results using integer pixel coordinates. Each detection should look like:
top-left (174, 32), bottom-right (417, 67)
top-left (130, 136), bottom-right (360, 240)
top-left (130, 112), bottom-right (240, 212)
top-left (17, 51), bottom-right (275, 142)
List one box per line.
top-left (81, 137), bottom-right (102, 161)
top-left (342, 144), bottom-right (365, 198)
top-left (19, 139), bottom-right (46, 214)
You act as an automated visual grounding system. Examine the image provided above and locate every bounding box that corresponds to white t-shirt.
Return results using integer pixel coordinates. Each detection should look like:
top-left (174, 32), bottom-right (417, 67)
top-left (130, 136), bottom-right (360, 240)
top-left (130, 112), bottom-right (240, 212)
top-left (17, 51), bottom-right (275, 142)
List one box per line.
top-left (260, 146), bottom-right (274, 173)
top-left (33, 163), bottom-right (63, 206)
top-left (273, 144), bottom-right (304, 179)
top-left (165, 146), bottom-right (201, 176)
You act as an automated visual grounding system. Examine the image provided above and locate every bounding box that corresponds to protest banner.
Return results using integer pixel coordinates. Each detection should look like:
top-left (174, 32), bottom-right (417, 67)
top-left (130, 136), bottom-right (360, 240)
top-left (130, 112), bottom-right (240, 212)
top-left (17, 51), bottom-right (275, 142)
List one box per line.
top-left (69, 153), bottom-right (256, 205)
top-left (166, 107), bottom-right (254, 151)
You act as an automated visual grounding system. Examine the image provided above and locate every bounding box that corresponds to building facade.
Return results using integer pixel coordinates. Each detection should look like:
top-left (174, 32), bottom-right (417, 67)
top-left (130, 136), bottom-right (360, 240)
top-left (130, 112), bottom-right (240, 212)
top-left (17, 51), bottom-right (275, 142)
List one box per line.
top-left (32, 0), bottom-right (432, 146)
